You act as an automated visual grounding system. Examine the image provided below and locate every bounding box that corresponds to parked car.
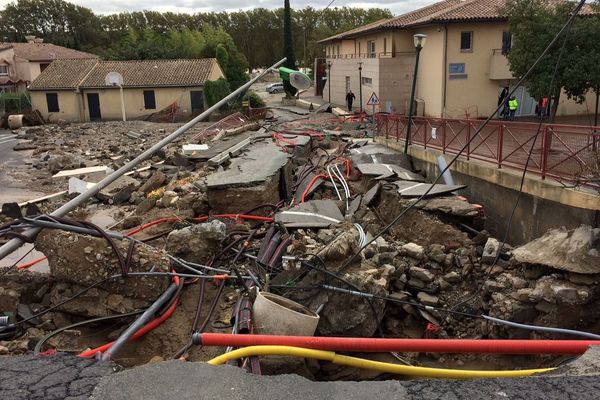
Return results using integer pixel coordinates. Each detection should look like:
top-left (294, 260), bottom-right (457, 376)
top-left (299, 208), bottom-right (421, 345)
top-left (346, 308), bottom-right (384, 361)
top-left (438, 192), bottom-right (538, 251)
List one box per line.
top-left (267, 83), bottom-right (284, 94)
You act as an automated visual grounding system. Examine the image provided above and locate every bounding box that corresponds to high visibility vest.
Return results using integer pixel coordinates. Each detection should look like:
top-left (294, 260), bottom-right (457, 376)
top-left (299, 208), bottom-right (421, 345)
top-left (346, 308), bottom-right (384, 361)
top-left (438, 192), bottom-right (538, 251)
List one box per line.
top-left (508, 99), bottom-right (518, 111)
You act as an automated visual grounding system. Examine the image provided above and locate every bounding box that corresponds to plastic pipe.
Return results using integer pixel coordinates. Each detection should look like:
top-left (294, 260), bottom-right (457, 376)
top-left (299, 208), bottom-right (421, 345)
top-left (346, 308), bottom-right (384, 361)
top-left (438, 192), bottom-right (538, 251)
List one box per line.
top-left (195, 333), bottom-right (600, 355)
top-left (207, 345), bottom-right (554, 379)
top-left (101, 281), bottom-right (179, 361)
top-left (79, 276), bottom-right (181, 358)
top-left (0, 58), bottom-right (287, 261)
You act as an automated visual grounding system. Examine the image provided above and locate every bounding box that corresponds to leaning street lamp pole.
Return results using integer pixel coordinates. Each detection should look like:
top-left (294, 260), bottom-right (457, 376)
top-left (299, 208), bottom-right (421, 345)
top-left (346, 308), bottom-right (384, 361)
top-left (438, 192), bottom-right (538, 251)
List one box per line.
top-left (327, 60), bottom-right (332, 104)
top-left (358, 62), bottom-right (363, 113)
top-left (404, 33), bottom-right (427, 154)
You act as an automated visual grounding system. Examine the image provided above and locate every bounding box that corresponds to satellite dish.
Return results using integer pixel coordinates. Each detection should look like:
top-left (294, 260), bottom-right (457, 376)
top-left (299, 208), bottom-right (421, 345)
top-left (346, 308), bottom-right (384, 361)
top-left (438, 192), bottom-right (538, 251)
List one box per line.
top-left (289, 71), bottom-right (311, 90)
top-left (105, 71), bottom-right (124, 86)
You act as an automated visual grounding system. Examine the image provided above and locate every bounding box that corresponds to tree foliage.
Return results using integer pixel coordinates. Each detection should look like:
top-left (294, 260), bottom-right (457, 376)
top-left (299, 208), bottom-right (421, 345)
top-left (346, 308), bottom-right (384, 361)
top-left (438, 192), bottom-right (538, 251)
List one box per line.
top-left (203, 78), bottom-right (231, 108)
top-left (502, 0), bottom-right (600, 118)
top-left (0, 0), bottom-right (392, 71)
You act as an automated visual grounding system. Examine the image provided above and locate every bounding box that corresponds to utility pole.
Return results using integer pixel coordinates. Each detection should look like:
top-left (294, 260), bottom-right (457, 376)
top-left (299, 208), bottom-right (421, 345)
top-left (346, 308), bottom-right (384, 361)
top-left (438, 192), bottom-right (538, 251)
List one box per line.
top-left (358, 62), bottom-right (363, 113)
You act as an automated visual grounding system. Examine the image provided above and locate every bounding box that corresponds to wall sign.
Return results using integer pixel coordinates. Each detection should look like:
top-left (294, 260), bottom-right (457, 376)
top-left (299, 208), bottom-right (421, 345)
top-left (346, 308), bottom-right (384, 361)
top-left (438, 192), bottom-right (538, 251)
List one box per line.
top-left (449, 63), bottom-right (465, 74)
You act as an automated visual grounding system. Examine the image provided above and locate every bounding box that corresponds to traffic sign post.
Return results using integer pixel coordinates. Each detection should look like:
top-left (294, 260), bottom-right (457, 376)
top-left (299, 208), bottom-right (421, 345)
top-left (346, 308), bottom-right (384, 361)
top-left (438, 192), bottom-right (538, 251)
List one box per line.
top-left (366, 92), bottom-right (381, 138)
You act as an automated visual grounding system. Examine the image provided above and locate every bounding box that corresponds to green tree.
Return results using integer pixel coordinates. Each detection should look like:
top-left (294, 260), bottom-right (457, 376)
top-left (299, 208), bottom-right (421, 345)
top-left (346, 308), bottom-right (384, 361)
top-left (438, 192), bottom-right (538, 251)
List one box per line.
top-left (283, 0), bottom-right (297, 97)
top-left (502, 0), bottom-right (600, 121)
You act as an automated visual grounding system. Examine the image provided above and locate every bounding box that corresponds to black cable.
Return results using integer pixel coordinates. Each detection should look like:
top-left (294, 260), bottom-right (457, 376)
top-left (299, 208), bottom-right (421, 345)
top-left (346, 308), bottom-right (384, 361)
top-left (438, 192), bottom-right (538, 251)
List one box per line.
top-left (0, 246), bottom-right (35, 279)
top-left (333, 0), bottom-right (589, 276)
top-left (33, 310), bottom-right (144, 355)
top-left (300, 258), bottom-right (385, 338)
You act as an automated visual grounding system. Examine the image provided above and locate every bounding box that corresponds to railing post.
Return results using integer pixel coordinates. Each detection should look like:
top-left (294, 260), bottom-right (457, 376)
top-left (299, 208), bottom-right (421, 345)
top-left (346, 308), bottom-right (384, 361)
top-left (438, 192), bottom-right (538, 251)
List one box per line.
top-left (498, 123), bottom-right (503, 169)
top-left (541, 125), bottom-right (549, 180)
top-left (466, 121), bottom-right (471, 160)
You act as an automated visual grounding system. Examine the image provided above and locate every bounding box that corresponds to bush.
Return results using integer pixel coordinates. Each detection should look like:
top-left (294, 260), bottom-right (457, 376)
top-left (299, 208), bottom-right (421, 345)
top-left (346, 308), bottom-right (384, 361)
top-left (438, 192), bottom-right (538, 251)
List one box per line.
top-left (246, 91), bottom-right (265, 108)
top-left (203, 78), bottom-right (231, 108)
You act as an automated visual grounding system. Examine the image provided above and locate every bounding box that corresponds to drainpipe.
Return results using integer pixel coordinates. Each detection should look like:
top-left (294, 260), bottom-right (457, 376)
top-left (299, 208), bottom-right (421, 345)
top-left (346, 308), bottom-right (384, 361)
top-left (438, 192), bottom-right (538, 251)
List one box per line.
top-left (442, 25), bottom-right (448, 117)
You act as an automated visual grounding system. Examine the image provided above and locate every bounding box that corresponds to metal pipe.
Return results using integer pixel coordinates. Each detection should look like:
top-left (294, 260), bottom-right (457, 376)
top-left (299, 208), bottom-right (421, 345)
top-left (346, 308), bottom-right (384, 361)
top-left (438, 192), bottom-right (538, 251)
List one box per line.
top-left (404, 45), bottom-right (423, 154)
top-left (101, 282), bottom-right (179, 360)
top-left (0, 58), bottom-right (287, 260)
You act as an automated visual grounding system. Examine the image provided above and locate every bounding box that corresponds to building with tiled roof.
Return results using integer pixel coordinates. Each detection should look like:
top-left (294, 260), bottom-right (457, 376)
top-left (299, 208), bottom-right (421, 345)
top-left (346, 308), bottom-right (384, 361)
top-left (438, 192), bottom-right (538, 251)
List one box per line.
top-left (0, 37), bottom-right (98, 92)
top-left (317, 0), bottom-right (596, 119)
top-left (29, 58), bottom-right (224, 122)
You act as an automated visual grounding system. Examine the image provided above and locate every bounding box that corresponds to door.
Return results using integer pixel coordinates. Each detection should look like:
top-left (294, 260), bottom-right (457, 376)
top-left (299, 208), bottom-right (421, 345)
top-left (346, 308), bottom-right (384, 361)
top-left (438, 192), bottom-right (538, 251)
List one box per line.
top-left (345, 76), bottom-right (350, 94)
top-left (87, 93), bottom-right (101, 121)
top-left (190, 91), bottom-right (204, 112)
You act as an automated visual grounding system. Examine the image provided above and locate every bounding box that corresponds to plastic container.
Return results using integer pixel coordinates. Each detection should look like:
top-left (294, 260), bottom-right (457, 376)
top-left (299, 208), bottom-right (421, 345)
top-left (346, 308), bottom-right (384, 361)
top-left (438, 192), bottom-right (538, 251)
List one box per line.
top-left (252, 291), bottom-right (319, 336)
top-left (8, 114), bottom-right (24, 129)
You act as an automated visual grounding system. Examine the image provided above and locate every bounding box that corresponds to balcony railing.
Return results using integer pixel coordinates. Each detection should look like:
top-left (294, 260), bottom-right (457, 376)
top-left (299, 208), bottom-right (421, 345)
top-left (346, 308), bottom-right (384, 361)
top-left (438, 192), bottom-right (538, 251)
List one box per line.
top-left (326, 51), bottom-right (413, 60)
top-left (376, 113), bottom-right (600, 189)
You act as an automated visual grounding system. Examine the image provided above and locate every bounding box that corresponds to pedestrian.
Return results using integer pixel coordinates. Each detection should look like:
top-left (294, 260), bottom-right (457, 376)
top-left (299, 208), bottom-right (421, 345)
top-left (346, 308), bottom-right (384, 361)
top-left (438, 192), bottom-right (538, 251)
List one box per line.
top-left (346, 90), bottom-right (356, 112)
top-left (498, 86), bottom-right (509, 118)
top-left (508, 96), bottom-right (519, 121)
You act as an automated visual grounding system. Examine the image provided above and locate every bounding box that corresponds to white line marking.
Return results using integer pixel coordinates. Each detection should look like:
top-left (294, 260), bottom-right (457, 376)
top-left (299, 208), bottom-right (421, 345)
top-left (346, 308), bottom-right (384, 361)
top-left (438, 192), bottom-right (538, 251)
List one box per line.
top-left (398, 183), bottom-right (425, 193)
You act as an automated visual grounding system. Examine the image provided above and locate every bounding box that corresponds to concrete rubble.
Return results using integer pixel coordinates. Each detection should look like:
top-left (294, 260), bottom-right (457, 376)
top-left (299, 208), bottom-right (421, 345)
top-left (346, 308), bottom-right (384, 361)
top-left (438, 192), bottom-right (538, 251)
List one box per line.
top-left (0, 104), bottom-right (599, 389)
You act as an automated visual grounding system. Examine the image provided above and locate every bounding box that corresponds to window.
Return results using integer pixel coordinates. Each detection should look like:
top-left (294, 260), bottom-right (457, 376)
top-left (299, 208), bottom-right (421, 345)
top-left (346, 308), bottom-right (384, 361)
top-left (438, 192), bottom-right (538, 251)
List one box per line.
top-left (367, 41), bottom-right (376, 57)
top-left (460, 31), bottom-right (473, 51)
top-left (0, 65), bottom-right (8, 76)
top-left (502, 31), bottom-right (512, 55)
top-left (46, 93), bottom-right (59, 112)
top-left (143, 90), bottom-right (156, 109)
top-left (361, 77), bottom-right (372, 86)
top-left (337, 45), bottom-right (340, 56)
top-left (358, 42), bottom-right (361, 55)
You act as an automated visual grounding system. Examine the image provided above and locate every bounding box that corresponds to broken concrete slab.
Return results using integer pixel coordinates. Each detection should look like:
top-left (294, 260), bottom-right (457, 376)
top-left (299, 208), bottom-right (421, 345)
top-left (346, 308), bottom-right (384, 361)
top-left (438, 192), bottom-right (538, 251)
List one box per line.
top-left (165, 220), bottom-right (227, 264)
top-left (350, 144), bottom-right (413, 171)
top-left (205, 141), bottom-right (290, 189)
top-left (513, 225), bottom-right (600, 274)
top-left (395, 182), bottom-right (466, 197)
top-left (407, 196), bottom-right (482, 218)
top-left (52, 166), bottom-right (112, 179)
top-left (208, 137), bottom-right (252, 166)
top-left (357, 164), bottom-right (425, 182)
top-left (68, 177), bottom-right (96, 195)
top-left (276, 200), bottom-right (344, 228)
top-left (35, 230), bottom-right (170, 302)
top-left (482, 238), bottom-right (501, 264)
top-left (139, 171), bottom-right (167, 194)
top-left (181, 144), bottom-right (209, 156)
top-left (187, 133), bottom-right (252, 161)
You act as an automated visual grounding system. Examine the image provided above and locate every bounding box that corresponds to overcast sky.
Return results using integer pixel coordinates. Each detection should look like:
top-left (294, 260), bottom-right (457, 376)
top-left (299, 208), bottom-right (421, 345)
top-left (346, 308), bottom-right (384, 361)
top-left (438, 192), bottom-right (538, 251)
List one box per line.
top-left (0, 0), bottom-right (438, 16)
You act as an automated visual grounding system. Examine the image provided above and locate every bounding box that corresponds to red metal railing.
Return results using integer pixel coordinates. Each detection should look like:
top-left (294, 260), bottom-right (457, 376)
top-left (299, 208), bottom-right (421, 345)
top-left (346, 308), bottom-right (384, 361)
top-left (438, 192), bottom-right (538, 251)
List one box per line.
top-left (375, 113), bottom-right (600, 188)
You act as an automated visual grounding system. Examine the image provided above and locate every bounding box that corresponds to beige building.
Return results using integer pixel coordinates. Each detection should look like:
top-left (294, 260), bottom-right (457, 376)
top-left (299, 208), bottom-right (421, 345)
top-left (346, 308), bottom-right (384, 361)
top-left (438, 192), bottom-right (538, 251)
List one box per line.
top-left (29, 58), bottom-right (225, 122)
top-left (0, 37), bottom-right (97, 92)
top-left (319, 0), bottom-right (597, 118)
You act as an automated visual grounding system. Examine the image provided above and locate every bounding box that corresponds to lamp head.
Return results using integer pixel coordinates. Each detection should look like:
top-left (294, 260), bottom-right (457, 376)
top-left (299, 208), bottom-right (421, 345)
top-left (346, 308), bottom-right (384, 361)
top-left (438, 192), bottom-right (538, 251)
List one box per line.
top-left (413, 34), bottom-right (427, 49)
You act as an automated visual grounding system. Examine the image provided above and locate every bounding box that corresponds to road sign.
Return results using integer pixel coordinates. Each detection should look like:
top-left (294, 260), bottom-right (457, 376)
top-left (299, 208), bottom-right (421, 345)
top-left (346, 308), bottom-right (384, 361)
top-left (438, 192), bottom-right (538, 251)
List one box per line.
top-left (366, 92), bottom-right (380, 106)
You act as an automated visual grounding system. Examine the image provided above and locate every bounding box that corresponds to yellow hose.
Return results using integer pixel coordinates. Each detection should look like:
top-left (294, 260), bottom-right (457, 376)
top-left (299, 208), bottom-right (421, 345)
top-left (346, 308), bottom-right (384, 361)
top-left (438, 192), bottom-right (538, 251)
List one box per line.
top-left (207, 345), bottom-right (555, 379)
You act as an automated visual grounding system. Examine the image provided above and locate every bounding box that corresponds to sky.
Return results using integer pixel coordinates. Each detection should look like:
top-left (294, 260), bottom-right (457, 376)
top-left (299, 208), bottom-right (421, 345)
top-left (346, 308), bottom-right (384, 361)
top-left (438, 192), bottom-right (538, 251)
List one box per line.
top-left (0, 0), bottom-right (438, 16)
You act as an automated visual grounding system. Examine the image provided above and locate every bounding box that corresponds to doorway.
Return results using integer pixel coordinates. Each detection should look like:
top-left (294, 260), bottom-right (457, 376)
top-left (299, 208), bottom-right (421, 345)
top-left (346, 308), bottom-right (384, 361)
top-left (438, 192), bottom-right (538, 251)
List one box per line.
top-left (345, 76), bottom-right (350, 94)
top-left (87, 93), bottom-right (101, 121)
top-left (190, 91), bottom-right (204, 112)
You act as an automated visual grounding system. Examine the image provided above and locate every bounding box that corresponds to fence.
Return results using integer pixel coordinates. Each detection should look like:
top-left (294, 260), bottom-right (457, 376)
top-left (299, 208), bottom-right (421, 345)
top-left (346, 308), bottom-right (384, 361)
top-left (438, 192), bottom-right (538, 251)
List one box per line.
top-left (376, 113), bottom-right (600, 188)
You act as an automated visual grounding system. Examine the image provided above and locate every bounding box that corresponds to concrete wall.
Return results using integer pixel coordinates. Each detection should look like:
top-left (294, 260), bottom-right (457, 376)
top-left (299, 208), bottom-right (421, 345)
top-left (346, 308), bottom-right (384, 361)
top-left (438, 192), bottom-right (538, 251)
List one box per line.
top-left (323, 54), bottom-right (414, 113)
top-left (81, 86), bottom-right (201, 121)
top-left (377, 137), bottom-right (599, 244)
top-left (31, 90), bottom-right (82, 122)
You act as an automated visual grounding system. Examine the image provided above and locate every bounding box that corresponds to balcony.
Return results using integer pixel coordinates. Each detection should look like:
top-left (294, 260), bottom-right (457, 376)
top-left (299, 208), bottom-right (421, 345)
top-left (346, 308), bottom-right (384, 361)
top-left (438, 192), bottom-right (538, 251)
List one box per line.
top-left (489, 49), bottom-right (514, 80)
top-left (326, 51), bottom-right (404, 60)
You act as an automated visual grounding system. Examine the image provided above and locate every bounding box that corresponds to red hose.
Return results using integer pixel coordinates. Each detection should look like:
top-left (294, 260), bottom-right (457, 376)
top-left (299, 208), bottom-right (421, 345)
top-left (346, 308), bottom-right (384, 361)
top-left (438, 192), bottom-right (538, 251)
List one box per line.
top-left (78, 275), bottom-right (181, 358)
top-left (17, 256), bottom-right (48, 270)
top-left (197, 333), bottom-right (600, 355)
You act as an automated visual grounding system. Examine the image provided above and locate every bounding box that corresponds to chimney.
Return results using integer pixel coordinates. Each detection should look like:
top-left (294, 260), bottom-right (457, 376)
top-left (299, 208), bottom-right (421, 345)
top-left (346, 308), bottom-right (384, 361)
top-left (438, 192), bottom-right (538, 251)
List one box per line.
top-left (33, 38), bottom-right (44, 43)
top-left (25, 35), bottom-right (35, 43)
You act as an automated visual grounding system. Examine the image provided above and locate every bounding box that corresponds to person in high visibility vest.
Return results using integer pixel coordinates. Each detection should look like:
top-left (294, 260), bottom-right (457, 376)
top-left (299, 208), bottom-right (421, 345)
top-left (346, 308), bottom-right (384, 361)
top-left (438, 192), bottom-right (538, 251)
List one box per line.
top-left (508, 96), bottom-right (519, 120)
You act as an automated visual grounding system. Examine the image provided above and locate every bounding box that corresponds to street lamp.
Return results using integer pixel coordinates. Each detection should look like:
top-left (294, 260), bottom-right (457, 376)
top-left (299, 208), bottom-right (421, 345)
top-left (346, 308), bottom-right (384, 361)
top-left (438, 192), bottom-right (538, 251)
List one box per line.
top-left (404, 33), bottom-right (427, 154)
top-left (326, 61), bottom-right (332, 104)
top-left (358, 62), bottom-right (363, 113)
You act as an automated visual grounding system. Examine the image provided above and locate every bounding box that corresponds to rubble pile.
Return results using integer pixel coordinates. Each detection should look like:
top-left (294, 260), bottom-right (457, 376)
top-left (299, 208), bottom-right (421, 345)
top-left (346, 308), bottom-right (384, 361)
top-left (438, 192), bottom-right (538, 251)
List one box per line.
top-left (0, 106), bottom-right (599, 378)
